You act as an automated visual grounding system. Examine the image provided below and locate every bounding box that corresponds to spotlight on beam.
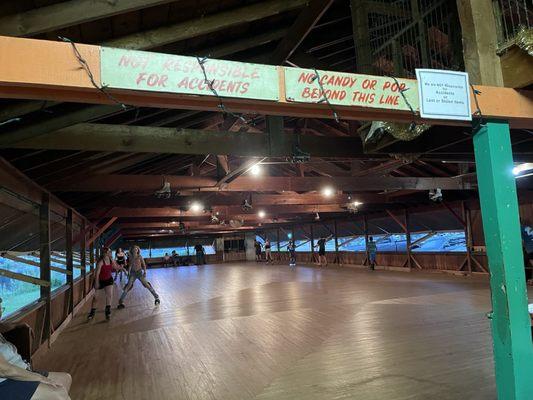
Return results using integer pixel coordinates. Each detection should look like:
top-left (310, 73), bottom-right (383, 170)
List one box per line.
top-left (249, 164), bottom-right (262, 176)
top-left (190, 201), bottom-right (203, 213)
top-left (347, 201), bottom-right (363, 214)
top-left (258, 210), bottom-right (266, 219)
top-left (513, 163), bottom-right (533, 177)
top-left (322, 186), bottom-right (334, 197)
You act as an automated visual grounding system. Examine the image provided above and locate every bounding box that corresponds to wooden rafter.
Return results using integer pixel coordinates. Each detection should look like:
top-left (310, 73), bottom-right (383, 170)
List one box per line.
top-left (271, 0), bottom-right (335, 64)
top-left (102, 0), bottom-right (307, 50)
top-left (0, 0), bottom-right (179, 37)
top-left (48, 174), bottom-right (473, 192)
top-left (5, 124), bottom-right (373, 158)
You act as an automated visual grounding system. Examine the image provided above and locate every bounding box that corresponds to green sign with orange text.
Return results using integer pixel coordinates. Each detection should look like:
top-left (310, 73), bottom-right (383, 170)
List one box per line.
top-left (100, 47), bottom-right (280, 101)
top-left (284, 67), bottom-right (419, 112)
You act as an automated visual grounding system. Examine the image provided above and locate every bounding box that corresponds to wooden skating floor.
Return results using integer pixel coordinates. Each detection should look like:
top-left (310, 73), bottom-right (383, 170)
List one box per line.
top-left (36, 262), bottom-right (513, 400)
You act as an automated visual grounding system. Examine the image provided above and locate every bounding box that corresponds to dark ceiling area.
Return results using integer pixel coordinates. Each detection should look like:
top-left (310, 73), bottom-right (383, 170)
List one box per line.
top-left (0, 0), bottom-right (532, 240)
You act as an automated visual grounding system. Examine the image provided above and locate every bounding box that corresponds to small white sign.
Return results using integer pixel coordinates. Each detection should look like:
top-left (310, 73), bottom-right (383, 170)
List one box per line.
top-left (415, 69), bottom-right (472, 121)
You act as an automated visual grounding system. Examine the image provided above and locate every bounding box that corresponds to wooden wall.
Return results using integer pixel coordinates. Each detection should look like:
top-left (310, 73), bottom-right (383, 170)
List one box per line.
top-left (13, 272), bottom-right (94, 355)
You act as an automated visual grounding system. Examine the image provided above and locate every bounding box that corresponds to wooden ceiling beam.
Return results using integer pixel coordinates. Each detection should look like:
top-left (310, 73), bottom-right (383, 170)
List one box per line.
top-left (351, 159), bottom-right (410, 177)
top-left (7, 123), bottom-right (368, 158)
top-left (49, 174), bottom-right (473, 192)
top-left (364, 1), bottom-right (411, 18)
top-left (306, 119), bottom-right (349, 136)
top-left (0, 0), bottom-right (178, 37)
top-left (102, 0), bottom-right (307, 50)
top-left (97, 204), bottom-right (345, 218)
top-left (225, 176), bottom-right (473, 192)
top-left (202, 27), bottom-right (289, 59)
top-left (270, 0), bottom-right (335, 64)
top-left (80, 193), bottom-right (383, 209)
top-left (0, 1), bottom-right (302, 131)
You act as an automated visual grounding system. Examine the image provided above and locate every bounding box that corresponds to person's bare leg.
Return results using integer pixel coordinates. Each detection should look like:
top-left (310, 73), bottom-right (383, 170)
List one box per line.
top-left (139, 275), bottom-right (159, 300)
top-left (104, 285), bottom-right (113, 319)
top-left (104, 285), bottom-right (113, 307)
top-left (90, 291), bottom-right (97, 309)
top-left (31, 385), bottom-right (70, 400)
top-left (48, 372), bottom-right (72, 392)
top-left (31, 372), bottom-right (72, 400)
top-left (88, 290), bottom-right (98, 319)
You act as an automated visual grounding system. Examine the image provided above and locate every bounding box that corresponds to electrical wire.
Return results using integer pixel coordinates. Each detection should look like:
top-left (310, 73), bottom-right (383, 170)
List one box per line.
top-left (470, 84), bottom-right (485, 131)
top-left (387, 75), bottom-right (417, 131)
top-left (195, 56), bottom-right (254, 126)
top-left (58, 36), bottom-right (128, 110)
top-left (312, 68), bottom-right (340, 122)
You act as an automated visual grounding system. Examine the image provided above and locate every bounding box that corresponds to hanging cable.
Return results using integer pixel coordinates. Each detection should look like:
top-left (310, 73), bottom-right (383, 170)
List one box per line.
top-left (386, 74), bottom-right (418, 131)
top-left (311, 68), bottom-right (340, 122)
top-left (470, 83), bottom-right (485, 131)
top-left (58, 36), bottom-right (128, 110)
top-left (195, 56), bottom-right (254, 126)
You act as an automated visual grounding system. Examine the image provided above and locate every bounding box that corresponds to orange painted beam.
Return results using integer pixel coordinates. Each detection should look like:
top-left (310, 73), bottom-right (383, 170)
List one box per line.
top-left (0, 36), bottom-right (532, 128)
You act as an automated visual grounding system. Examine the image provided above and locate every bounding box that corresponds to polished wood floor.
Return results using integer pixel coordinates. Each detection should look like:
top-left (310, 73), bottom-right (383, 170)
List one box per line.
top-left (35, 263), bottom-right (516, 400)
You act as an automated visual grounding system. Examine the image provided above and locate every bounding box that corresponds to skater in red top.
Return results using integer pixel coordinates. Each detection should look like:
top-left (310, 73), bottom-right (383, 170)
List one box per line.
top-left (87, 247), bottom-right (122, 321)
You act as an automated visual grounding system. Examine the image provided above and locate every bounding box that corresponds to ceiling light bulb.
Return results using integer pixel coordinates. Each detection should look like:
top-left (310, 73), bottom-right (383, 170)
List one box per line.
top-left (352, 201), bottom-right (363, 207)
top-left (258, 210), bottom-right (266, 218)
top-left (190, 202), bottom-right (202, 213)
top-left (250, 164), bottom-right (261, 176)
top-left (322, 187), bottom-right (334, 197)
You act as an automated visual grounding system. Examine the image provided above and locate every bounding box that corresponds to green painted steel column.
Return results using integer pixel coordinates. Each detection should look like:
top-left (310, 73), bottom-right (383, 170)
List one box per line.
top-left (473, 120), bottom-right (533, 400)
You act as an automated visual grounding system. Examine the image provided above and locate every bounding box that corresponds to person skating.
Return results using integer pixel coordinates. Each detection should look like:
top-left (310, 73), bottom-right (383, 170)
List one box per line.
top-left (114, 247), bottom-right (127, 282)
top-left (265, 239), bottom-right (273, 264)
top-left (194, 243), bottom-right (205, 265)
top-left (254, 240), bottom-right (262, 262)
top-left (367, 236), bottom-right (377, 271)
top-left (316, 236), bottom-right (329, 267)
top-left (88, 247), bottom-right (122, 321)
top-left (117, 245), bottom-right (160, 309)
top-left (287, 240), bottom-right (296, 267)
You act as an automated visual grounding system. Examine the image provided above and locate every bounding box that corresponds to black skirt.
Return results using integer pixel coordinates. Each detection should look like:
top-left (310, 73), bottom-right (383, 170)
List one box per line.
top-left (98, 277), bottom-right (114, 289)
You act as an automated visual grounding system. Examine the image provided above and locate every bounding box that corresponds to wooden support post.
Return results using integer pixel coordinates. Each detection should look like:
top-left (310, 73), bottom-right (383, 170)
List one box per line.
top-left (88, 228), bottom-right (95, 290)
top-left (456, 0), bottom-right (503, 86)
top-left (473, 120), bottom-right (533, 400)
top-left (80, 220), bottom-right (86, 297)
top-left (291, 226), bottom-right (295, 247)
top-left (276, 228), bottom-right (281, 261)
top-left (89, 230), bottom-right (95, 272)
top-left (363, 215), bottom-right (369, 265)
top-left (463, 201), bottom-right (473, 273)
top-left (39, 193), bottom-right (51, 346)
top-left (266, 115), bottom-right (284, 156)
top-left (350, 0), bottom-right (372, 73)
top-left (310, 224), bottom-right (315, 263)
top-left (392, 40), bottom-right (403, 76)
top-left (491, 0), bottom-right (504, 44)
top-left (66, 209), bottom-right (74, 314)
top-left (405, 209), bottom-right (412, 269)
top-left (410, 0), bottom-right (429, 67)
top-left (334, 219), bottom-right (339, 265)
